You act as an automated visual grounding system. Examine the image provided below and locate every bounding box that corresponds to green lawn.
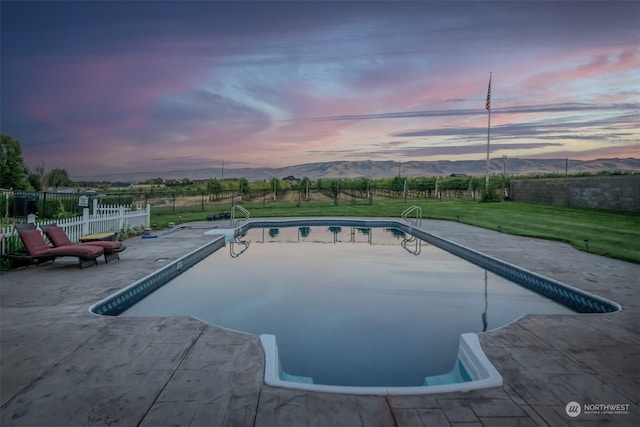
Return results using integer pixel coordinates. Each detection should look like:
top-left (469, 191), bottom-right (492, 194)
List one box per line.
top-left (151, 198), bottom-right (640, 264)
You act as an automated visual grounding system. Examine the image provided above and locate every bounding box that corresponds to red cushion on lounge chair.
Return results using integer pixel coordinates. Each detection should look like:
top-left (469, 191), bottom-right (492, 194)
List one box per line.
top-left (20, 229), bottom-right (104, 258)
top-left (45, 226), bottom-right (124, 252)
top-left (41, 226), bottom-right (75, 246)
top-left (20, 229), bottom-right (53, 255)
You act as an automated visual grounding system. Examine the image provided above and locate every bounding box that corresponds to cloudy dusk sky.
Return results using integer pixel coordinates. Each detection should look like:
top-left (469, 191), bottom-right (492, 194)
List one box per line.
top-left (1, 0), bottom-right (638, 178)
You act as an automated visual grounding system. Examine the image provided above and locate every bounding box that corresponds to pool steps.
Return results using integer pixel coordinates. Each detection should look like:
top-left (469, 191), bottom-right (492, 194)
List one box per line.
top-left (260, 333), bottom-right (503, 395)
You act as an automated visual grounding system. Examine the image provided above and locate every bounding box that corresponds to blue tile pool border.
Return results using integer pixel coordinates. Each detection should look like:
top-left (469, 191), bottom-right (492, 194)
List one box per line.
top-left (89, 234), bottom-right (225, 316)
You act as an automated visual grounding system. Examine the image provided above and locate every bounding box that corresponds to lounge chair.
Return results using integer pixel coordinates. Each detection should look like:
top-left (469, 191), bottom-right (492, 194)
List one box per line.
top-left (41, 224), bottom-right (126, 263)
top-left (17, 228), bottom-right (104, 269)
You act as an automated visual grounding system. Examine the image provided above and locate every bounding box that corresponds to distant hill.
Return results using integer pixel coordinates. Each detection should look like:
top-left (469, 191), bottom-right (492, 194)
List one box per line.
top-left (75, 158), bottom-right (640, 182)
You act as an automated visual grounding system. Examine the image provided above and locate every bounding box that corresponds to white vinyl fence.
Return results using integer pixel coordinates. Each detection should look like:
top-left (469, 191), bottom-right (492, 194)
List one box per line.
top-left (1, 202), bottom-right (150, 255)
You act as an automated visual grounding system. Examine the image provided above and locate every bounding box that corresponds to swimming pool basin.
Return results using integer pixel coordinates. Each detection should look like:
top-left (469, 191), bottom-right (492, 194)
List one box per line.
top-left (90, 218), bottom-right (620, 394)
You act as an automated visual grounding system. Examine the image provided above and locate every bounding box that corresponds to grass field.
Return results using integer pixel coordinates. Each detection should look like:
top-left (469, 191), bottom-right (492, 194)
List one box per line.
top-left (151, 196), bottom-right (640, 264)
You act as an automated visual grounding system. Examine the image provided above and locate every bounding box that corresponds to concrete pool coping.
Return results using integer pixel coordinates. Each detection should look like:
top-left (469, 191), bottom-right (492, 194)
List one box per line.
top-left (1, 217), bottom-right (639, 425)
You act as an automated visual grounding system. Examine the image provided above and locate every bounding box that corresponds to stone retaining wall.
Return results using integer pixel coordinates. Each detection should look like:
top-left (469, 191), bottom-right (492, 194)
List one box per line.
top-left (509, 175), bottom-right (639, 212)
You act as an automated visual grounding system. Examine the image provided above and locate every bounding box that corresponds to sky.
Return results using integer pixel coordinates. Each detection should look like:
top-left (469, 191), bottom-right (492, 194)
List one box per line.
top-left (1, 0), bottom-right (639, 179)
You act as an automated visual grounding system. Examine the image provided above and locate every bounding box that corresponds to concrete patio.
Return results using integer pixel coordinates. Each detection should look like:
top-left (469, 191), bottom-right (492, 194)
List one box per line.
top-left (1, 219), bottom-right (638, 426)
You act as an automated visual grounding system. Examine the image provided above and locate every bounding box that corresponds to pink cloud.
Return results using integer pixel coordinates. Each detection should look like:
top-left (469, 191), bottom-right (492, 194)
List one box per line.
top-left (515, 44), bottom-right (639, 100)
top-left (11, 15), bottom-right (639, 177)
top-left (17, 50), bottom-right (210, 137)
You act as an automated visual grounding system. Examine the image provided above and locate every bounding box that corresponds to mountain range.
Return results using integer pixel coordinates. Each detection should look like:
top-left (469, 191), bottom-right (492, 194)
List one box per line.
top-left (76, 158), bottom-right (640, 182)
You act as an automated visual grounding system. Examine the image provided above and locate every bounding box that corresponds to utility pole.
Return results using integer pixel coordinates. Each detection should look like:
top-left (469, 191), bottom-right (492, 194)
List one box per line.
top-left (485, 73), bottom-right (492, 194)
top-left (41, 160), bottom-right (46, 190)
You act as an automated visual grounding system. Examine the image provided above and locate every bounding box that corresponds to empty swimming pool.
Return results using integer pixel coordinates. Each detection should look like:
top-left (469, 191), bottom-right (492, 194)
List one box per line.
top-left (120, 223), bottom-right (576, 388)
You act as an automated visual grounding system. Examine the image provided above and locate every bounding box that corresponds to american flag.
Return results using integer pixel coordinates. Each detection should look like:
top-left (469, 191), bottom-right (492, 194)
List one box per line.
top-left (486, 74), bottom-right (492, 110)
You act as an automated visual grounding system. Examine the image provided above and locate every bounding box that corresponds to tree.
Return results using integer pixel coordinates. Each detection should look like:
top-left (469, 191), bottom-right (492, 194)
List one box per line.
top-left (27, 168), bottom-right (43, 191)
top-left (353, 177), bottom-right (369, 192)
top-left (0, 135), bottom-right (31, 190)
top-left (46, 168), bottom-right (74, 188)
top-left (390, 176), bottom-right (404, 193)
top-left (206, 179), bottom-right (222, 202)
top-left (28, 163), bottom-right (47, 191)
top-left (207, 179), bottom-right (222, 193)
top-left (412, 177), bottom-right (435, 192)
top-left (239, 177), bottom-right (250, 195)
top-left (300, 177), bottom-right (311, 200)
top-left (269, 177), bottom-right (281, 200)
top-left (144, 177), bottom-right (163, 185)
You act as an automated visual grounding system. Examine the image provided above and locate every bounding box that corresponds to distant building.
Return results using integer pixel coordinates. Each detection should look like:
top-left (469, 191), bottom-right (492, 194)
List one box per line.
top-left (75, 181), bottom-right (100, 188)
top-left (52, 187), bottom-right (74, 193)
top-left (449, 173), bottom-right (468, 177)
top-left (131, 183), bottom-right (166, 190)
top-left (282, 175), bottom-right (299, 185)
top-left (109, 182), bottom-right (134, 191)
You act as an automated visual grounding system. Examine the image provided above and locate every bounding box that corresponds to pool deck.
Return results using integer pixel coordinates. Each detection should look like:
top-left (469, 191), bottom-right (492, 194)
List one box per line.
top-left (1, 218), bottom-right (638, 426)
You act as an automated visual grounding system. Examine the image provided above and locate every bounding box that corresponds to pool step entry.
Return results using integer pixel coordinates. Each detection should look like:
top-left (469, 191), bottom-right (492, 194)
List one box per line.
top-left (260, 333), bottom-right (503, 395)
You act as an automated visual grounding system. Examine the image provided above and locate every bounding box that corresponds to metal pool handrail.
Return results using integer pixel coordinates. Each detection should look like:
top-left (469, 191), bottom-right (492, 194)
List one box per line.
top-left (230, 205), bottom-right (251, 227)
top-left (402, 205), bottom-right (422, 226)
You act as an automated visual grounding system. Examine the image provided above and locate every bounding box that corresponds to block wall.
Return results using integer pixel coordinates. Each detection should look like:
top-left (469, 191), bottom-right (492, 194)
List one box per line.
top-left (509, 175), bottom-right (640, 212)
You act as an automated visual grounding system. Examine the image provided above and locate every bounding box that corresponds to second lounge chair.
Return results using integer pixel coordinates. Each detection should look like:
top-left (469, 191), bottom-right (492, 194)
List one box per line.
top-left (41, 224), bottom-right (126, 263)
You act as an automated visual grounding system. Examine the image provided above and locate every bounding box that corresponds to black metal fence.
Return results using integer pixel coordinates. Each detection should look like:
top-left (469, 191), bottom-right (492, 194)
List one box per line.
top-left (0, 191), bottom-right (137, 220)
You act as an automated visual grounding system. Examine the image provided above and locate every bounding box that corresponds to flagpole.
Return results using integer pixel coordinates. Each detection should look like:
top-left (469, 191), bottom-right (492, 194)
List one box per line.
top-left (485, 104), bottom-right (491, 192)
top-left (485, 72), bottom-right (492, 195)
